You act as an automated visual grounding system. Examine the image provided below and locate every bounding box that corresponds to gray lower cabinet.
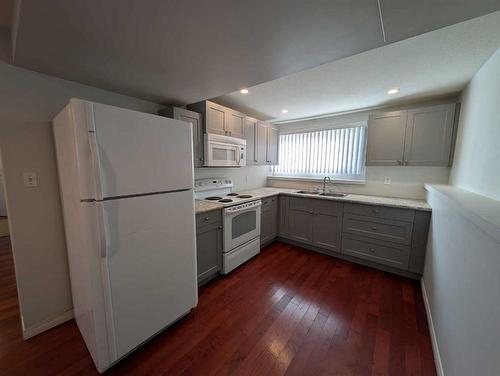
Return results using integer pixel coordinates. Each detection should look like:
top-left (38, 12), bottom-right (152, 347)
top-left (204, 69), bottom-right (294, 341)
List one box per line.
top-left (287, 197), bottom-right (343, 253)
top-left (159, 106), bottom-right (204, 167)
top-left (260, 196), bottom-right (278, 246)
top-left (311, 201), bottom-right (343, 253)
top-left (195, 210), bottom-right (222, 285)
top-left (366, 103), bottom-right (456, 167)
top-left (341, 203), bottom-right (427, 274)
top-left (278, 196), bottom-right (430, 278)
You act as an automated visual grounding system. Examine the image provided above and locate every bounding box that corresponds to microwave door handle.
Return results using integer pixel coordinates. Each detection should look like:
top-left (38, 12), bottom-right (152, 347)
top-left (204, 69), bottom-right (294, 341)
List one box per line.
top-left (236, 146), bottom-right (241, 165)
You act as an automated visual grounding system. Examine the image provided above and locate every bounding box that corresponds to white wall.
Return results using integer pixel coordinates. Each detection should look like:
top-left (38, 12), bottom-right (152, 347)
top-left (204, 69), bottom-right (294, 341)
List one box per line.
top-left (0, 61), bottom-right (161, 334)
top-left (270, 99), bottom-right (455, 199)
top-left (449, 46), bottom-right (500, 201)
top-left (0, 152), bottom-right (7, 216)
top-left (423, 45), bottom-right (500, 376)
top-left (194, 165), bottom-right (271, 191)
top-left (268, 166), bottom-right (450, 199)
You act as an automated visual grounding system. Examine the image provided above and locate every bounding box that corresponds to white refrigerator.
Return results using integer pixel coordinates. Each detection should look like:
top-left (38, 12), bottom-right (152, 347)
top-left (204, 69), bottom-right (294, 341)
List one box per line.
top-left (53, 99), bottom-right (198, 372)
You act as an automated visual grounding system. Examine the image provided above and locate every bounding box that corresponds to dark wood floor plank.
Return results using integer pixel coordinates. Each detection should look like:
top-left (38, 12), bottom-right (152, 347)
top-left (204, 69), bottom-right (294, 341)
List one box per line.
top-left (0, 238), bottom-right (437, 375)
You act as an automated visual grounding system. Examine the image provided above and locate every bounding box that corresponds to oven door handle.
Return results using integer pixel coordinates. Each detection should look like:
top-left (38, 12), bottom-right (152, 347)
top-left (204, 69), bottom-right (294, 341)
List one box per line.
top-left (224, 202), bottom-right (262, 216)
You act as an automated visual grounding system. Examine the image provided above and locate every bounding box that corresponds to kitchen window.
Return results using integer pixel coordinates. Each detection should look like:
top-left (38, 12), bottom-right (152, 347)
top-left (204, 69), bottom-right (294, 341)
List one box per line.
top-left (273, 125), bottom-right (367, 181)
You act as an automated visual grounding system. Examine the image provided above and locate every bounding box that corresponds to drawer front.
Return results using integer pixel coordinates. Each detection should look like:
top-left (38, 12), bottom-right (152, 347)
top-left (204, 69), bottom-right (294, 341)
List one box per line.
top-left (343, 214), bottom-right (413, 245)
top-left (196, 210), bottom-right (222, 228)
top-left (344, 203), bottom-right (415, 223)
top-left (342, 236), bottom-right (410, 270)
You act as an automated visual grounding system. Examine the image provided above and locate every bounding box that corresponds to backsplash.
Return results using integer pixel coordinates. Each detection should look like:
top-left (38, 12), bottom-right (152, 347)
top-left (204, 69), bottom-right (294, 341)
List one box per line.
top-left (194, 165), bottom-right (272, 191)
top-left (268, 166), bottom-right (450, 199)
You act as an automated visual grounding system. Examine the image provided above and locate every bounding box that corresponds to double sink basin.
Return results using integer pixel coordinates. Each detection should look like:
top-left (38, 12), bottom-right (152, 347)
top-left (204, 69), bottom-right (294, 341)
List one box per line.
top-left (296, 190), bottom-right (347, 198)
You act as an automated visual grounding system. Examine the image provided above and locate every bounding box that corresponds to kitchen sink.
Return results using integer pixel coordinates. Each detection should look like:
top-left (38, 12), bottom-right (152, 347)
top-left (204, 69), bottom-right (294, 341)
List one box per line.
top-left (296, 190), bottom-right (320, 195)
top-left (296, 190), bottom-right (347, 198)
top-left (319, 192), bottom-right (347, 197)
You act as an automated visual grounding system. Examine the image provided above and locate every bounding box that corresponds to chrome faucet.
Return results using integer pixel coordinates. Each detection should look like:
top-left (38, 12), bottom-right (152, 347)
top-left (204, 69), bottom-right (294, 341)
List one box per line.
top-left (322, 176), bottom-right (332, 194)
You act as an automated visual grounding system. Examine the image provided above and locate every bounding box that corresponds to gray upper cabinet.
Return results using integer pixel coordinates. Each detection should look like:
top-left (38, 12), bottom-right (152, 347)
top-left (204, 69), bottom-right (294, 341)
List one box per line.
top-left (187, 100), bottom-right (245, 138)
top-left (366, 103), bottom-right (456, 167)
top-left (256, 121), bottom-right (269, 165)
top-left (366, 110), bottom-right (407, 166)
top-left (244, 117), bottom-right (258, 165)
top-left (267, 125), bottom-right (279, 165)
top-left (251, 121), bottom-right (279, 166)
top-left (159, 106), bottom-right (204, 167)
top-left (205, 102), bottom-right (226, 136)
top-left (404, 104), bottom-right (456, 166)
top-left (227, 110), bottom-right (245, 138)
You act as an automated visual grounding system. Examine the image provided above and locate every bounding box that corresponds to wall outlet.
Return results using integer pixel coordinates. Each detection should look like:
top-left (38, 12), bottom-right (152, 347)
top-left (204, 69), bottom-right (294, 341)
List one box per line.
top-left (383, 176), bottom-right (391, 185)
top-left (23, 172), bottom-right (38, 187)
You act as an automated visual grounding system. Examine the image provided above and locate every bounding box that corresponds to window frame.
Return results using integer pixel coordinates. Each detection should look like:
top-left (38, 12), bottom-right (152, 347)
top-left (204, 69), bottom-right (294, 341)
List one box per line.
top-left (272, 122), bottom-right (368, 182)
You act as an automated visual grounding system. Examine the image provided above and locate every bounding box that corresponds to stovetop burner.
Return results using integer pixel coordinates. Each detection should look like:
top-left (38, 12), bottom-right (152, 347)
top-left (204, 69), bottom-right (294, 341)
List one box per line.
top-left (218, 199), bottom-right (233, 203)
top-left (226, 193), bottom-right (239, 196)
top-left (237, 194), bottom-right (252, 199)
top-left (205, 196), bottom-right (222, 200)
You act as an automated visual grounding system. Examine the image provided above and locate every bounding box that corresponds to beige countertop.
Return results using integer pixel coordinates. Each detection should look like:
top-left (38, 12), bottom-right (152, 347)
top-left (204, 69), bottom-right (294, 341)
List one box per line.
top-left (195, 187), bottom-right (431, 214)
top-left (194, 200), bottom-right (223, 214)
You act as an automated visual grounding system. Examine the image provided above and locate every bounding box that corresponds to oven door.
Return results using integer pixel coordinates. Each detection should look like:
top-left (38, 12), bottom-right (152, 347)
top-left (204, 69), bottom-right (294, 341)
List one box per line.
top-left (223, 202), bottom-right (261, 252)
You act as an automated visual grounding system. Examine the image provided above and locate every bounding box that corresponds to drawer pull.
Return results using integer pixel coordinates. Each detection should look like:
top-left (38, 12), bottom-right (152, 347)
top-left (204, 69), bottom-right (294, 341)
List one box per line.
top-left (369, 248), bottom-right (376, 253)
top-left (372, 209), bottom-right (380, 214)
top-left (371, 226), bottom-right (377, 231)
top-left (204, 217), bottom-right (210, 221)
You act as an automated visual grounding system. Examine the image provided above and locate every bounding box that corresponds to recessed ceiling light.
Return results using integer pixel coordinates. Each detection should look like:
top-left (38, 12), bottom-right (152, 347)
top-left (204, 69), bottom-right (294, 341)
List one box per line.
top-left (281, 109), bottom-right (289, 114)
top-left (240, 88), bottom-right (249, 94)
top-left (387, 88), bottom-right (400, 94)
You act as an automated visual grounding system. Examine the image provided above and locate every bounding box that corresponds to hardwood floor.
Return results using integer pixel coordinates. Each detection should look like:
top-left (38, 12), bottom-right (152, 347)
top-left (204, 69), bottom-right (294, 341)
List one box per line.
top-left (0, 239), bottom-right (436, 375)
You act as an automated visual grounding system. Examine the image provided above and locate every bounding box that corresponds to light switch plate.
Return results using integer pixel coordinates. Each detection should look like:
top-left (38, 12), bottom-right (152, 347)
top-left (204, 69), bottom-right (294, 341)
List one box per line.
top-left (383, 176), bottom-right (391, 185)
top-left (23, 172), bottom-right (38, 187)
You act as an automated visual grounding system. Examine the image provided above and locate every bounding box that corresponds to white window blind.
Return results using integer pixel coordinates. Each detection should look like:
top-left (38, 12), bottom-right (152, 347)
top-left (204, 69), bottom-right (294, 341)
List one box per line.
top-left (274, 126), bottom-right (367, 180)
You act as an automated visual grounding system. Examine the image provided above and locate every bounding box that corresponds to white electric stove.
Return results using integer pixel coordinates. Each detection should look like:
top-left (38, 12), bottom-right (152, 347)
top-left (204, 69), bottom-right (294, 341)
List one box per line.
top-left (194, 178), bottom-right (261, 274)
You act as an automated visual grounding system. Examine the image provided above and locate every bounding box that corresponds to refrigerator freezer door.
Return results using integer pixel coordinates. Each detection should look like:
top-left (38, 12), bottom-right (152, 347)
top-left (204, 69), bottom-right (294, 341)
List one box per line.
top-left (99, 190), bottom-right (197, 360)
top-left (90, 102), bottom-right (194, 199)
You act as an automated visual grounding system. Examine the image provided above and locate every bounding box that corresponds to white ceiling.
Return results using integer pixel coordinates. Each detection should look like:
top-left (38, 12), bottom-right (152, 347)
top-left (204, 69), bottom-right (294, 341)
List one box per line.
top-left (10, 1), bottom-right (500, 105)
top-left (215, 11), bottom-right (500, 122)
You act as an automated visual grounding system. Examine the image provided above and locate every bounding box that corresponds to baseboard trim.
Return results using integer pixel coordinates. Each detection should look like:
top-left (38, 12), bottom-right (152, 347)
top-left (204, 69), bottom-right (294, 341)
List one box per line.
top-left (22, 310), bottom-right (74, 340)
top-left (421, 279), bottom-right (444, 376)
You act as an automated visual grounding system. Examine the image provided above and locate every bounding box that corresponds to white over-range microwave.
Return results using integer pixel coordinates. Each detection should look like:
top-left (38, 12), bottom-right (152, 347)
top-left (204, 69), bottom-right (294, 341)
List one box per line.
top-left (204, 133), bottom-right (246, 167)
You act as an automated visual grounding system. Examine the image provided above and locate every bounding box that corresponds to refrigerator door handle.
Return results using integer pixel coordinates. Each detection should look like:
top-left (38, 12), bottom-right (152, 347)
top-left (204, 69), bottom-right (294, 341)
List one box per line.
top-left (96, 202), bottom-right (110, 259)
top-left (88, 131), bottom-right (104, 201)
